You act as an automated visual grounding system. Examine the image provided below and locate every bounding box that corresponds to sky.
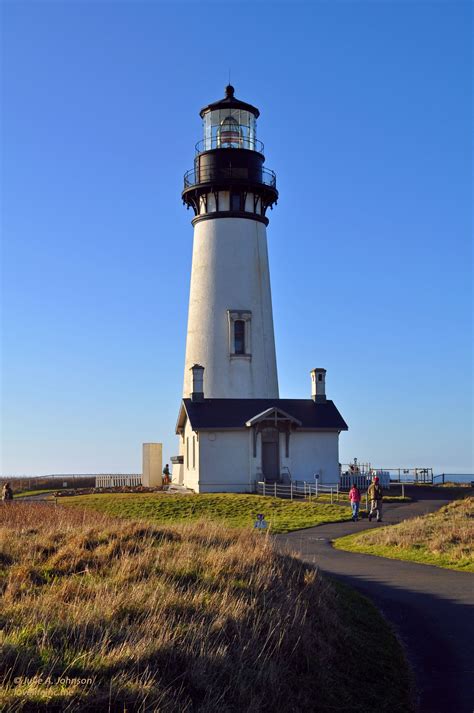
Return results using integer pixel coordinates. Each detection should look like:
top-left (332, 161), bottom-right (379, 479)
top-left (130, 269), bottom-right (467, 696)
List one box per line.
top-left (1, 0), bottom-right (472, 476)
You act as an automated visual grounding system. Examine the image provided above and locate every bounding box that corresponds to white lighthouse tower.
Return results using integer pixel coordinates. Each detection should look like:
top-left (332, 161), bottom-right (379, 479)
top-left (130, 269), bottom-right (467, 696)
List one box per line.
top-left (172, 86), bottom-right (348, 492)
top-left (181, 85), bottom-right (279, 399)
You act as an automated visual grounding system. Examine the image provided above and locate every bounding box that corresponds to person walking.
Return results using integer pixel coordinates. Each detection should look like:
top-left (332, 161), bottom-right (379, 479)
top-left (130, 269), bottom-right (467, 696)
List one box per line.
top-left (349, 484), bottom-right (361, 521)
top-left (1, 482), bottom-right (13, 502)
top-left (162, 464), bottom-right (171, 486)
top-left (367, 475), bottom-right (383, 522)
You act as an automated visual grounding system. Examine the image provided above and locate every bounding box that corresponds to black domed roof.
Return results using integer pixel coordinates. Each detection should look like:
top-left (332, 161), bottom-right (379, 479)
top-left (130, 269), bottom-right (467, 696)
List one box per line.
top-left (199, 85), bottom-right (260, 119)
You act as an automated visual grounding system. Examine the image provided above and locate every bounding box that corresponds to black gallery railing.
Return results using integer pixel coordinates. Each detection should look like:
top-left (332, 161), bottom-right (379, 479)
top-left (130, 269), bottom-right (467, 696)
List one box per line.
top-left (184, 166), bottom-right (277, 189)
top-left (195, 135), bottom-right (265, 154)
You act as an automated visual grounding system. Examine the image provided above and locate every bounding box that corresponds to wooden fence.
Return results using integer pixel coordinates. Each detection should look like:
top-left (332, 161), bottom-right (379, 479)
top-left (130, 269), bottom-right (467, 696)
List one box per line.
top-left (95, 474), bottom-right (142, 488)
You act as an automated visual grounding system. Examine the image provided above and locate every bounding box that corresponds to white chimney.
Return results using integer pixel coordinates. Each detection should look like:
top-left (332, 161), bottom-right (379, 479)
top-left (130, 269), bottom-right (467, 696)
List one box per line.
top-left (190, 364), bottom-right (204, 401)
top-left (310, 368), bottom-right (326, 402)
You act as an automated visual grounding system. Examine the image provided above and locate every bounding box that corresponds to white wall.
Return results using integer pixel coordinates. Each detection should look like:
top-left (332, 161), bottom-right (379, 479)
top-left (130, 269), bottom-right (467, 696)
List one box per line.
top-left (182, 419), bottom-right (200, 491)
top-left (283, 431), bottom-right (340, 484)
top-left (196, 430), bottom-right (252, 493)
top-left (183, 217), bottom-right (279, 399)
top-left (179, 424), bottom-right (340, 492)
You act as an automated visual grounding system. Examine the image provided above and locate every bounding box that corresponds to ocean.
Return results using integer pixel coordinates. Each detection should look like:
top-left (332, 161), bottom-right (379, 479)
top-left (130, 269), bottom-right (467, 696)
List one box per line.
top-left (435, 474), bottom-right (474, 484)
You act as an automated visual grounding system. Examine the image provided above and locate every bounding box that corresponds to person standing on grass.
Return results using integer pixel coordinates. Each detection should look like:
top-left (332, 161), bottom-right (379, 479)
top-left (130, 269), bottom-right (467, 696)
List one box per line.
top-left (367, 475), bottom-right (383, 522)
top-left (349, 484), bottom-right (361, 521)
top-left (2, 482), bottom-right (13, 502)
top-left (162, 464), bottom-right (171, 486)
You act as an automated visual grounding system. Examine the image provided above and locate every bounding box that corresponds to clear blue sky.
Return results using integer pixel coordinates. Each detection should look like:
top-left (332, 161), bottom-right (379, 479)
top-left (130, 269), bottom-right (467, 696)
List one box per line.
top-left (2, 1), bottom-right (472, 475)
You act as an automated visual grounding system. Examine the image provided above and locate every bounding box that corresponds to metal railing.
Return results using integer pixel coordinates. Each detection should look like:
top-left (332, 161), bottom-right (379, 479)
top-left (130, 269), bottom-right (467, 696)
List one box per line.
top-left (195, 135), bottom-right (264, 154)
top-left (340, 464), bottom-right (432, 486)
top-left (184, 166), bottom-right (277, 189)
top-left (385, 468), bottom-right (433, 483)
top-left (1, 474), bottom-right (144, 493)
top-left (4, 474), bottom-right (97, 491)
top-left (256, 480), bottom-right (340, 502)
top-left (340, 474), bottom-right (391, 491)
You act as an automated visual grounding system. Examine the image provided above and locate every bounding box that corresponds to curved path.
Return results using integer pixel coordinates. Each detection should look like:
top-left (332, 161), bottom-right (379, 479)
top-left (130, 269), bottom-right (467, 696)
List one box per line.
top-left (277, 492), bottom-right (474, 713)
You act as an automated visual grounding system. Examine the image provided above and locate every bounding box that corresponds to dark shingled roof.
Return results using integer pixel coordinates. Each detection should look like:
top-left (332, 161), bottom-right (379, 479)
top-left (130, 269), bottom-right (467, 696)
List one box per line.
top-left (199, 85), bottom-right (260, 119)
top-left (180, 399), bottom-right (348, 432)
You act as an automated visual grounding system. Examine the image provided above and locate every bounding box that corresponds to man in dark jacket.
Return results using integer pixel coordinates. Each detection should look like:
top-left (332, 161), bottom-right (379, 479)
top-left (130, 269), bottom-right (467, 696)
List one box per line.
top-left (367, 475), bottom-right (383, 522)
top-left (2, 482), bottom-right (13, 502)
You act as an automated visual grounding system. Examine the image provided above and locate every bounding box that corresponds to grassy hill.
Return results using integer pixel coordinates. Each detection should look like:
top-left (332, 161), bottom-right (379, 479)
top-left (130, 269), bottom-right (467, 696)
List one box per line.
top-left (334, 496), bottom-right (474, 572)
top-left (61, 492), bottom-right (352, 533)
top-left (0, 502), bottom-right (414, 712)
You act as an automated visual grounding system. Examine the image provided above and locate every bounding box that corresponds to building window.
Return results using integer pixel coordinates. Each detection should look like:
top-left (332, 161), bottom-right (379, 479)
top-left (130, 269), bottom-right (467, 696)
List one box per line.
top-left (318, 374), bottom-right (322, 382)
top-left (234, 320), bottom-right (245, 354)
top-left (228, 310), bottom-right (252, 357)
top-left (192, 436), bottom-right (196, 469)
top-left (186, 437), bottom-right (189, 469)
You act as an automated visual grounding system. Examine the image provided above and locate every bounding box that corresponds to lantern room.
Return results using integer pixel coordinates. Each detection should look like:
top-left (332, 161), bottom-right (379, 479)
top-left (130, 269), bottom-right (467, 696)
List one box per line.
top-left (182, 85), bottom-right (278, 220)
top-left (197, 85), bottom-right (261, 153)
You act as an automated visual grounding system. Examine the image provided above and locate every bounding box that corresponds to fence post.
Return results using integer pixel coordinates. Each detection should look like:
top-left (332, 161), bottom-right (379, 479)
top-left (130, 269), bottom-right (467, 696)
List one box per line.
top-left (290, 482), bottom-right (293, 500)
top-left (330, 487), bottom-right (333, 504)
top-left (263, 481), bottom-right (265, 497)
top-left (274, 481), bottom-right (277, 498)
top-left (336, 483), bottom-right (339, 501)
top-left (401, 483), bottom-right (405, 498)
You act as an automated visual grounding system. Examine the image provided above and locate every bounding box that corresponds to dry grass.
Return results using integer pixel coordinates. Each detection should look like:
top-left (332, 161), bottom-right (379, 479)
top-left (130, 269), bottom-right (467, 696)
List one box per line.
top-left (0, 502), bottom-right (413, 712)
top-left (335, 497), bottom-right (474, 571)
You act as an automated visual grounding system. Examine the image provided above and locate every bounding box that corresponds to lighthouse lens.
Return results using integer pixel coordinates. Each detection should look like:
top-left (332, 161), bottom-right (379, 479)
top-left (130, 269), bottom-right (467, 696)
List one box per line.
top-left (202, 109), bottom-right (257, 151)
top-left (218, 116), bottom-right (242, 148)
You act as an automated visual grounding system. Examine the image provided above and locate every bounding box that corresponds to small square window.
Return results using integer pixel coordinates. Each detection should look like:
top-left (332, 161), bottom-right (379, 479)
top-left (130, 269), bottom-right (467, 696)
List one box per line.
top-left (318, 374), bottom-right (322, 382)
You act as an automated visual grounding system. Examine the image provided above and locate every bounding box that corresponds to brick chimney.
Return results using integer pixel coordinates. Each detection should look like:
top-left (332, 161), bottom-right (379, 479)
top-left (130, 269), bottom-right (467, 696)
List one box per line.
top-left (310, 368), bottom-right (326, 402)
top-left (190, 364), bottom-right (204, 401)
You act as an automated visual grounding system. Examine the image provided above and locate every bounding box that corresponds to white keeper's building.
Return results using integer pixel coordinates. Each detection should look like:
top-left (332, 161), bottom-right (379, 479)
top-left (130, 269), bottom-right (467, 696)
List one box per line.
top-left (171, 86), bottom-right (348, 493)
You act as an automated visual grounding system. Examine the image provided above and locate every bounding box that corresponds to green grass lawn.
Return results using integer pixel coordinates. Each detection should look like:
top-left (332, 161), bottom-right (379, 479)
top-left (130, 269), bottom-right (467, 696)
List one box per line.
top-left (62, 492), bottom-right (352, 533)
top-left (334, 497), bottom-right (474, 572)
top-left (13, 489), bottom-right (55, 498)
top-left (328, 494), bottom-right (411, 504)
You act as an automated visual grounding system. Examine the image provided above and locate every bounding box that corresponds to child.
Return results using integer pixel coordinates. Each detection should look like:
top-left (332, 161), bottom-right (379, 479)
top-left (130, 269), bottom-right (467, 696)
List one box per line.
top-left (349, 484), bottom-right (361, 521)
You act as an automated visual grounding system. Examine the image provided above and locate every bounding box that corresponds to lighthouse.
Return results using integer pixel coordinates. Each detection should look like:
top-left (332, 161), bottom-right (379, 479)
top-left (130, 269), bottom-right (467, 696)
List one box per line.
top-left (172, 86), bottom-right (348, 493)
top-left (181, 85), bottom-right (279, 400)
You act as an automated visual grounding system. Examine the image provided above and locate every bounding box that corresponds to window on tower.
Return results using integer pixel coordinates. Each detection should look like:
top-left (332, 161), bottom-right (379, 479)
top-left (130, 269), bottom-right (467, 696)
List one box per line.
top-left (234, 320), bottom-right (245, 354)
top-left (228, 310), bottom-right (252, 358)
top-left (231, 192), bottom-right (241, 212)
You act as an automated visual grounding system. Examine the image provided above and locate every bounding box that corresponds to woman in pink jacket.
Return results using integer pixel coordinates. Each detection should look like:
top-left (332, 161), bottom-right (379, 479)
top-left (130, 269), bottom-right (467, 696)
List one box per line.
top-left (349, 484), bottom-right (361, 521)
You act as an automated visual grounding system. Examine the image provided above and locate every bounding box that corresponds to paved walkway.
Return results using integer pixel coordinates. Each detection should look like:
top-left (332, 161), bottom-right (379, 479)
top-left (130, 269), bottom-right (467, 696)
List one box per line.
top-left (277, 494), bottom-right (474, 713)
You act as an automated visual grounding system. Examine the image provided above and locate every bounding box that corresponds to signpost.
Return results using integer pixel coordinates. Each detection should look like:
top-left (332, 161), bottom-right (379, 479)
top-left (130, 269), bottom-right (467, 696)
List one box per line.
top-left (254, 513), bottom-right (268, 530)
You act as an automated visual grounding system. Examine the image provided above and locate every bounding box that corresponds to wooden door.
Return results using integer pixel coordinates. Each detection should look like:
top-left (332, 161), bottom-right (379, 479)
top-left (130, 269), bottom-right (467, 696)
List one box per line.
top-left (262, 429), bottom-right (279, 480)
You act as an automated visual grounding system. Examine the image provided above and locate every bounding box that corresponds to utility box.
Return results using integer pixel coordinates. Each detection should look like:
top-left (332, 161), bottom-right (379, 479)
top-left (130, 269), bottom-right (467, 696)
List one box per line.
top-left (142, 443), bottom-right (163, 487)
